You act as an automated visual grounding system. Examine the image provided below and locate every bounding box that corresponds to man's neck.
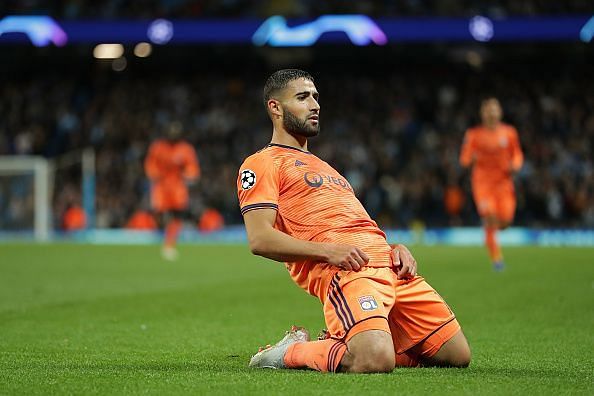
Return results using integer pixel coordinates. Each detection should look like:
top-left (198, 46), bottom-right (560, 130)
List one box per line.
top-left (270, 127), bottom-right (308, 151)
top-left (483, 121), bottom-right (499, 130)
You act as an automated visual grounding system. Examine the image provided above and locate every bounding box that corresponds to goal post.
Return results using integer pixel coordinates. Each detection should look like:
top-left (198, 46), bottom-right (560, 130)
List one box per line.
top-left (0, 156), bottom-right (51, 241)
top-left (0, 148), bottom-right (96, 241)
top-left (81, 148), bottom-right (96, 229)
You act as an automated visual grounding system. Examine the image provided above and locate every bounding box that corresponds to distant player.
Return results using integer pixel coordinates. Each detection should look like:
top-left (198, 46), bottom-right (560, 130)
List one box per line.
top-left (460, 97), bottom-right (524, 271)
top-left (145, 121), bottom-right (200, 261)
top-left (237, 69), bottom-right (470, 373)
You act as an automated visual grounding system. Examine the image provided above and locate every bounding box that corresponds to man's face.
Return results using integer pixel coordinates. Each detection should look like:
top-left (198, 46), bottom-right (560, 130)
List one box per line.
top-left (278, 78), bottom-right (320, 138)
top-left (480, 98), bottom-right (502, 125)
top-left (166, 122), bottom-right (183, 140)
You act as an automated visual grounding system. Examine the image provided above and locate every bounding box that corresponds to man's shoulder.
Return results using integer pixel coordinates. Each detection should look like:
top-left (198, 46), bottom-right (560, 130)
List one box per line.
top-left (149, 139), bottom-right (167, 148)
top-left (241, 145), bottom-right (291, 165)
top-left (466, 125), bottom-right (482, 135)
top-left (240, 145), bottom-right (318, 173)
top-left (147, 140), bottom-right (168, 157)
top-left (244, 146), bottom-right (271, 160)
top-left (239, 146), bottom-right (277, 170)
top-left (500, 123), bottom-right (518, 135)
top-left (176, 140), bottom-right (197, 153)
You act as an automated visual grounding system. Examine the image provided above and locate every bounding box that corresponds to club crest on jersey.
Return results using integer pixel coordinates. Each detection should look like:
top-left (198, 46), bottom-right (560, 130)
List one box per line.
top-left (358, 295), bottom-right (378, 311)
top-left (240, 169), bottom-right (256, 190)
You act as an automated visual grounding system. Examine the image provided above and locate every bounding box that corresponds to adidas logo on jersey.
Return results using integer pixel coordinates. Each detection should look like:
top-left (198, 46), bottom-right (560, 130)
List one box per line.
top-left (295, 160), bottom-right (307, 167)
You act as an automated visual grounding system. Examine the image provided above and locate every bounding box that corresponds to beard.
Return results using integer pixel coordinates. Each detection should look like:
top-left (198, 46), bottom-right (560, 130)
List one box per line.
top-left (283, 109), bottom-right (319, 138)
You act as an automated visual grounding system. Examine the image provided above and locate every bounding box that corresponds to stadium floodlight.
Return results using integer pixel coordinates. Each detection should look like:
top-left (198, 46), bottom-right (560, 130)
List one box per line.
top-left (147, 19), bottom-right (174, 44)
top-left (111, 56), bottom-right (127, 71)
top-left (0, 156), bottom-right (50, 241)
top-left (93, 44), bottom-right (124, 59)
top-left (469, 16), bottom-right (494, 42)
top-left (134, 42), bottom-right (152, 57)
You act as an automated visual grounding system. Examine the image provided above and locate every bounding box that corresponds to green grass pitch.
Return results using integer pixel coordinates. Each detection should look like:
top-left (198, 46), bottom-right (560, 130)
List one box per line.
top-left (1, 244), bottom-right (593, 395)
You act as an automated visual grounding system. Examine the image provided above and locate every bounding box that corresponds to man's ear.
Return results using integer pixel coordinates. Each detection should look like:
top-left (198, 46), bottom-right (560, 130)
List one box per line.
top-left (268, 99), bottom-right (282, 118)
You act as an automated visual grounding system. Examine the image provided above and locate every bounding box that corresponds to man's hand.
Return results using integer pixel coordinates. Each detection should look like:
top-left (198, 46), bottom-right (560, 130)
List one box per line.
top-left (185, 178), bottom-right (198, 187)
top-left (324, 244), bottom-right (369, 271)
top-left (390, 244), bottom-right (417, 279)
top-left (509, 164), bottom-right (521, 177)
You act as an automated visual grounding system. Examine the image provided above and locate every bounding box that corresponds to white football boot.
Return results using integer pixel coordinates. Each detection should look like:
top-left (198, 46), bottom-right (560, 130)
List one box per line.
top-left (161, 246), bottom-right (179, 261)
top-left (249, 326), bottom-right (310, 369)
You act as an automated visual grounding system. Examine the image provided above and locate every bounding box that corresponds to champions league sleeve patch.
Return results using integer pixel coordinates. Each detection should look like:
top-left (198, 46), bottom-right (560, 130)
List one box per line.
top-left (358, 295), bottom-right (378, 311)
top-left (240, 169), bottom-right (257, 190)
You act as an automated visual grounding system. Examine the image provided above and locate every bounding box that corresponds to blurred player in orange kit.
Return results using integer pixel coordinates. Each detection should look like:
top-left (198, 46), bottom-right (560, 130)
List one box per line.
top-left (460, 97), bottom-right (524, 271)
top-left (237, 69), bottom-right (470, 373)
top-left (145, 121), bottom-right (200, 260)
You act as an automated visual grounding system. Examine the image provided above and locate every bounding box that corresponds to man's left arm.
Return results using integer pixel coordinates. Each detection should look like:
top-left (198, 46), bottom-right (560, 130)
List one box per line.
top-left (510, 128), bottom-right (524, 174)
top-left (183, 145), bottom-right (201, 184)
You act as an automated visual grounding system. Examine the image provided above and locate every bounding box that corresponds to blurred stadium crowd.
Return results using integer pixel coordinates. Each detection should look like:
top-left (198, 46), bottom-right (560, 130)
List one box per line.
top-left (2, 0), bottom-right (592, 19)
top-left (1, 59), bottom-right (592, 230)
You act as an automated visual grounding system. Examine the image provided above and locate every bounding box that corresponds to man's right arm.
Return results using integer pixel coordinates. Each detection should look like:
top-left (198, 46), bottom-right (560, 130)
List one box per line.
top-left (243, 208), bottom-right (369, 271)
top-left (459, 130), bottom-right (474, 168)
top-left (144, 143), bottom-right (161, 181)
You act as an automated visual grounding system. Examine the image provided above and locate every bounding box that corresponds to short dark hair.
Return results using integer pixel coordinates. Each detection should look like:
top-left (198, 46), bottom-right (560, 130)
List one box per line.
top-left (480, 96), bottom-right (499, 105)
top-left (263, 69), bottom-right (314, 109)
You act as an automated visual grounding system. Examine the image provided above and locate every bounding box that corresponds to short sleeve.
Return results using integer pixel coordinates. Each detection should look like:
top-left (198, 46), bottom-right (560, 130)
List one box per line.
top-left (237, 154), bottom-right (280, 215)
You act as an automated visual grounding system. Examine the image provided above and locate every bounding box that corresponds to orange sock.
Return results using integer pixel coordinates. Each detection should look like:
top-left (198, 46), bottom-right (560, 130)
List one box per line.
top-left (485, 226), bottom-right (502, 262)
top-left (164, 219), bottom-right (183, 247)
top-left (284, 339), bottom-right (347, 373)
top-left (395, 352), bottom-right (419, 367)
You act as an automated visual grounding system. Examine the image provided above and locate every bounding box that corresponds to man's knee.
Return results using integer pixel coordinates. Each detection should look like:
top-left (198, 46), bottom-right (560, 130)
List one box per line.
top-left (445, 341), bottom-right (471, 368)
top-left (342, 330), bottom-right (395, 373)
top-left (424, 330), bottom-right (471, 368)
top-left (350, 344), bottom-right (395, 373)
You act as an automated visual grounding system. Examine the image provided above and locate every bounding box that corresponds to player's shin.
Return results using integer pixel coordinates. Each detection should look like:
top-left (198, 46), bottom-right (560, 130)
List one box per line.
top-left (165, 218), bottom-right (183, 247)
top-left (284, 339), bottom-right (347, 373)
top-left (485, 226), bottom-right (502, 262)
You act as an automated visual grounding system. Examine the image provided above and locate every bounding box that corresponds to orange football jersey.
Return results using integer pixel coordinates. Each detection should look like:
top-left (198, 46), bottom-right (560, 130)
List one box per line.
top-left (237, 143), bottom-right (393, 297)
top-left (459, 123), bottom-right (523, 187)
top-left (145, 139), bottom-right (200, 188)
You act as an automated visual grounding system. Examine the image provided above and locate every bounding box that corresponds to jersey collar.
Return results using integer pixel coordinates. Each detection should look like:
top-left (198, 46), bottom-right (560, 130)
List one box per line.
top-left (267, 143), bottom-right (312, 154)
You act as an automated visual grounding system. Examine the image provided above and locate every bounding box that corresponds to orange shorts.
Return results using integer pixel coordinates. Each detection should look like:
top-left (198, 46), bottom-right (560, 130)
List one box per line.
top-left (322, 268), bottom-right (459, 358)
top-left (151, 185), bottom-right (189, 213)
top-left (472, 183), bottom-right (516, 223)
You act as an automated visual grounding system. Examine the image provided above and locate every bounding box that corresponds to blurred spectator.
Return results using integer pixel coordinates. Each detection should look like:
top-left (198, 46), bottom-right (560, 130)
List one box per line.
top-left (62, 204), bottom-right (86, 231)
top-left (125, 210), bottom-right (158, 230)
top-left (198, 208), bottom-right (225, 232)
top-left (1, 51), bottom-right (592, 230)
top-left (444, 183), bottom-right (466, 226)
